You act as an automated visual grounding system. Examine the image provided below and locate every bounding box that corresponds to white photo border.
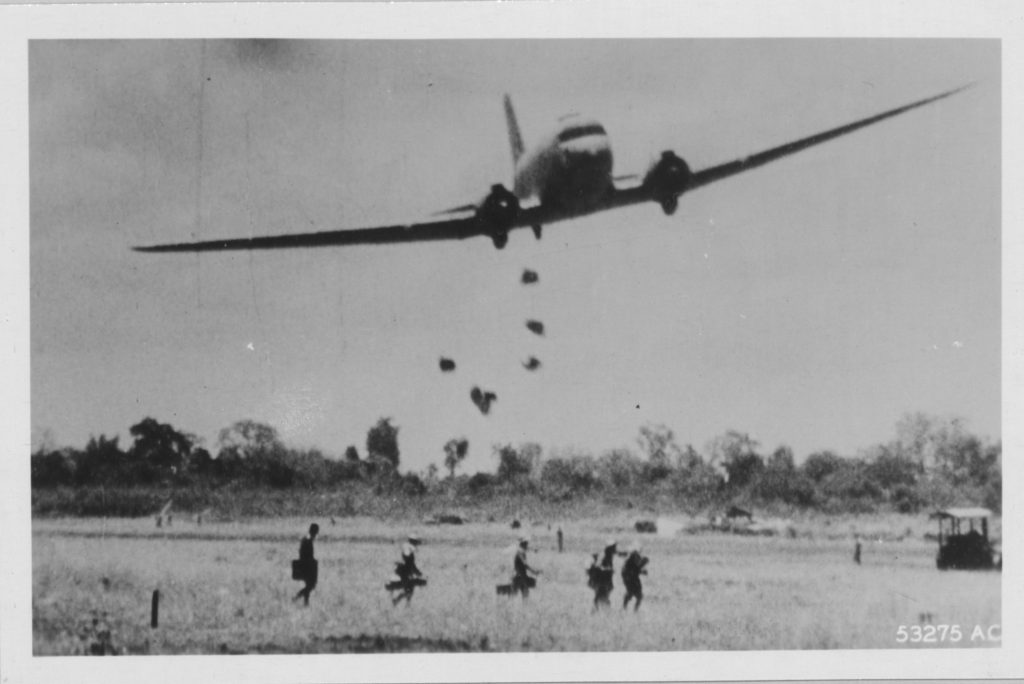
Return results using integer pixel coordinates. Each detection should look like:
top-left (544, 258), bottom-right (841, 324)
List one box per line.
top-left (1, 1), bottom-right (1020, 682)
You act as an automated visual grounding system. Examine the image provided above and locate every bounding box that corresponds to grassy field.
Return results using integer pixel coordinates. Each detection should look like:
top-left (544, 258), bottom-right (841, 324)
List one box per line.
top-left (32, 514), bottom-right (1000, 654)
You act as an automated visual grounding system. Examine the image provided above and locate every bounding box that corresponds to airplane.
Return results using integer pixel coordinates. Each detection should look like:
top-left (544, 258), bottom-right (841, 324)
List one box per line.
top-left (134, 84), bottom-right (972, 253)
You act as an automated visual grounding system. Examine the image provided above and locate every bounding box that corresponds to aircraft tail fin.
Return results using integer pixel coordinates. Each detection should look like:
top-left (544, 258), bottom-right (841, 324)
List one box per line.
top-left (504, 94), bottom-right (525, 165)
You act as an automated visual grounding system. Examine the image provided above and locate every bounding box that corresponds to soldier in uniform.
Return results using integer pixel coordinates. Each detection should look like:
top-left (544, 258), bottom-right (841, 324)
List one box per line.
top-left (293, 523), bottom-right (319, 606)
top-left (391, 535), bottom-right (424, 606)
top-left (512, 537), bottom-right (540, 598)
top-left (621, 543), bottom-right (648, 611)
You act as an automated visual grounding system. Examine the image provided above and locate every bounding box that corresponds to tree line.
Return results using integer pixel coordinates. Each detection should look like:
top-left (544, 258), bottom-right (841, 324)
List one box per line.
top-left (31, 412), bottom-right (1000, 514)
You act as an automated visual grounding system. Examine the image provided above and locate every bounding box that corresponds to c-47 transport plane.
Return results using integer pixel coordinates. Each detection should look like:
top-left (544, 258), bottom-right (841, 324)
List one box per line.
top-left (135, 84), bottom-right (971, 253)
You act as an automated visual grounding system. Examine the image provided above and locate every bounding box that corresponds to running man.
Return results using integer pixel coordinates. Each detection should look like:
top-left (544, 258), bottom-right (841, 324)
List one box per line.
top-left (292, 523), bottom-right (319, 606)
top-left (588, 540), bottom-right (620, 611)
top-left (621, 544), bottom-right (648, 611)
top-left (390, 535), bottom-right (424, 606)
top-left (512, 537), bottom-right (540, 598)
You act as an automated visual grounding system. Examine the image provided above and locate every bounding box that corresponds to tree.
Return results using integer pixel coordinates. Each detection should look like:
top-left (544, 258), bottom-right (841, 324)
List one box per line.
top-left (766, 445), bottom-right (795, 472)
top-left (540, 450), bottom-right (598, 492)
top-left (327, 457), bottom-right (365, 484)
top-left (343, 445), bottom-right (361, 463)
top-left (290, 448), bottom-right (333, 487)
top-left (31, 427), bottom-right (58, 455)
top-left (707, 430), bottom-right (763, 488)
top-left (31, 448), bottom-right (75, 487)
top-left (637, 424), bottom-right (683, 481)
top-left (188, 447), bottom-right (214, 477)
top-left (864, 444), bottom-right (918, 490)
top-left (678, 444), bottom-right (704, 471)
top-left (519, 443), bottom-right (543, 477)
top-left (495, 443), bottom-right (539, 482)
top-left (424, 463), bottom-right (440, 488)
top-left (755, 445), bottom-right (814, 505)
top-left (893, 412), bottom-right (965, 474)
top-left (894, 412), bottom-right (936, 470)
top-left (366, 418), bottom-right (400, 470)
top-left (443, 438), bottom-right (469, 479)
top-left (467, 471), bottom-right (496, 494)
top-left (400, 472), bottom-right (427, 496)
top-left (928, 431), bottom-right (998, 488)
top-left (670, 458), bottom-right (723, 503)
top-left (802, 450), bottom-right (845, 483)
top-left (973, 442), bottom-right (1001, 488)
top-left (218, 419), bottom-right (283, 459)
top-left (819, 457), bottom-right (880, 504)
top-left (596, 449), bottom-right (644, 490)
top-left (129, 418), bottom-right (193, 472)
top-left (217, 420), bottom-right (291, 487)
top-left (982, 444), bottom-right (1002, 512)
top-left (76, 434), bottom-right (126, 484)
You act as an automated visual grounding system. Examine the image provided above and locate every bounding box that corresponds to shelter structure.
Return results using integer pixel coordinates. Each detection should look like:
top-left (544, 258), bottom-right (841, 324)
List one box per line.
top-left (929, 507), bottom-right (1000, 570)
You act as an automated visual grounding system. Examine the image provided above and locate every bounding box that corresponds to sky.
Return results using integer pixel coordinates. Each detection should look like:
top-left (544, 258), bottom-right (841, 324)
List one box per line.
top-left (29, 39), bottom-right (1000, 473)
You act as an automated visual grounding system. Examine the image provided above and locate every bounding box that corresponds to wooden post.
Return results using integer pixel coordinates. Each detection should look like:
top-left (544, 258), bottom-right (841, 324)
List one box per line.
top-left (151, 589), bottom-right (160, 628)
top-left (557, 527), bottom-right (563, 553)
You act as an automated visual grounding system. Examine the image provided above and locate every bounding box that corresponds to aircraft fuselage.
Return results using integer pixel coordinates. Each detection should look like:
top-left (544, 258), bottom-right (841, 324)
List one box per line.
top-left (513, 115), bottom-right (613, 215)
top-left (133, 84), bottom-right (972, 254)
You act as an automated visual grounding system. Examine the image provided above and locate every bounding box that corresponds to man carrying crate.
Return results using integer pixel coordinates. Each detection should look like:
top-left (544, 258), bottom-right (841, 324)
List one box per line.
top-left (621, 543), bottom-right (649, 611)
top-left (387, 535), bottom-right (426, 606)
top-left (511, 537), bottom-right (541, 598)
top-left (292, 523), bottom-right (319, 606)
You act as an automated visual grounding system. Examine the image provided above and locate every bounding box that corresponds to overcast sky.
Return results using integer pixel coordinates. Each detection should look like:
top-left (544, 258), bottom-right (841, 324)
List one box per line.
top-left (29, 39), bottom-right (999, 472)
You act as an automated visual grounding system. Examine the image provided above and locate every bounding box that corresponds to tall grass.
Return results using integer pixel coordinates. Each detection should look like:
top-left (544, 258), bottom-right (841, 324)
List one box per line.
top-left (33, 515), bottom-right (1000, 654)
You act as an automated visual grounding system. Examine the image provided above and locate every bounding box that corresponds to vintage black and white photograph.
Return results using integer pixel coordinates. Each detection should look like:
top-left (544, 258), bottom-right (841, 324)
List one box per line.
top-left (5, 1), bottom-right (1018, 679)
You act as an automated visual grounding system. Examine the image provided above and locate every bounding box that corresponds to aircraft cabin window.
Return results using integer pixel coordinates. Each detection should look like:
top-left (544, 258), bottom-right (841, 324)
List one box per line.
top-left (556, 124), bottom-right (606, 143)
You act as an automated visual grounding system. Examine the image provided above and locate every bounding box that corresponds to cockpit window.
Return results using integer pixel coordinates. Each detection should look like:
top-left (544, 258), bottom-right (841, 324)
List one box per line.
top-left (556, 124), bottom-right (606, 143)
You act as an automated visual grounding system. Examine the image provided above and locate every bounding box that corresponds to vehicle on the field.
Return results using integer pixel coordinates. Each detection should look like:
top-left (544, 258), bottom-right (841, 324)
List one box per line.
top-left (931, 507), bottom-right (1000, 570)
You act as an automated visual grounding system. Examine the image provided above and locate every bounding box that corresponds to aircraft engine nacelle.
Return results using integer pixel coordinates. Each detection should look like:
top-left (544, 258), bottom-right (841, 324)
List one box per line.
top-left (643, 150), bottom-right (691, 216)
top-left (476, 184), bottom-right (520, 249)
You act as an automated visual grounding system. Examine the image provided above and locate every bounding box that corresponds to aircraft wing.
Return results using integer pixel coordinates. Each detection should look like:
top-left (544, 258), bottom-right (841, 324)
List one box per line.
top-left (134, 199), bottom-right (556, 252)
top-left (134, 83), bottom-right (971, 253)
top-left (538, 83), bottom-right (973, 224)
top-left (134, 212), bottom-right (485, 252)
top-left (683, 83), bottom-right (972, 192)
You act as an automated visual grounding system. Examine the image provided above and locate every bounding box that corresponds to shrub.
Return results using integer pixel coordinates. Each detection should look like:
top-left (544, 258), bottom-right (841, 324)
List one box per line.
top-left (400, 473), bottom-right (427, 497)
top-left (891, 484), bottom-right (924, 513)
top-left (596, 449), bottom-right (644, 490)
top-left (494, 444), bottom-right (539, 483)
top-left (467, 472), bottom-right (496, 495)
top-left (802, 451), bottom-right (846, 483)
top-left (540, 454), bottom-right (597, 493)
top-left (31, 450), bottom-right (75, 488)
